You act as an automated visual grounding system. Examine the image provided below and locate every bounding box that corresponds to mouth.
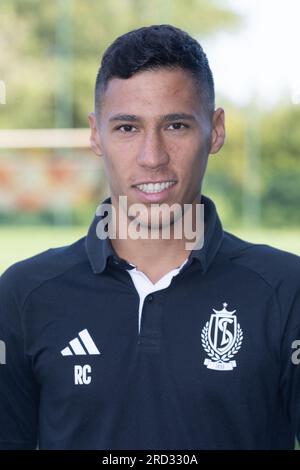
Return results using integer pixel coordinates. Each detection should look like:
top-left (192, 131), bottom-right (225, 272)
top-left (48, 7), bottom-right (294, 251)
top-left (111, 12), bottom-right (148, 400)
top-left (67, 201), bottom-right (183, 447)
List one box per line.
top-left (133, 180), bottom-right (176, 193)
top-left (131, 180), bottom-right (177, 202)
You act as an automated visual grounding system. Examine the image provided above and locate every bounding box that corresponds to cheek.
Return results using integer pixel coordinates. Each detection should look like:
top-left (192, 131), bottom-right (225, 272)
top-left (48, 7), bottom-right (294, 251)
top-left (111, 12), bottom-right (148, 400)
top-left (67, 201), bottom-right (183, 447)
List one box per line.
top-left (102, 155), bottom-right (119, 186)
top-left (175, 142), bottom-right (208, 180)
top-left (102, 153), bottom-right (131, 197)
top-left (191, 138), bottom-right (210, 173)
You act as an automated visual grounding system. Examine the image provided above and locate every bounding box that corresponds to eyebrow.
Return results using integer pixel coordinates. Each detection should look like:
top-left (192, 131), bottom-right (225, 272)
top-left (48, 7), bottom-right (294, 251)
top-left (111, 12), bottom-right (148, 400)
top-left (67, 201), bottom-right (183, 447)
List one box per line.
top-left (163, 113), bottom-right (196, 122)
top-left (108, 113), bottom-right (197, 123)
top-left (109, 114), bottom-right (139, 122)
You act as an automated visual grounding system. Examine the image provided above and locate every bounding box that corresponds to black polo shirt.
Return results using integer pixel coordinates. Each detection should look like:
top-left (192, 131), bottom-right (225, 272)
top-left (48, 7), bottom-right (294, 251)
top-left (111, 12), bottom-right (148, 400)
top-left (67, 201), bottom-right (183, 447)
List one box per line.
top-left (0, 194), bottom-right (299, 450)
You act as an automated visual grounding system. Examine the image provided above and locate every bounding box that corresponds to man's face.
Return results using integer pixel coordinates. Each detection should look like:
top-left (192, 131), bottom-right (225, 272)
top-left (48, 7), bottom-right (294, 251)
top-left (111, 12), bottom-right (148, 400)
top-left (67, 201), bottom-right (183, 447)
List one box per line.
top-left (89, 67), bottom-right (225, 229)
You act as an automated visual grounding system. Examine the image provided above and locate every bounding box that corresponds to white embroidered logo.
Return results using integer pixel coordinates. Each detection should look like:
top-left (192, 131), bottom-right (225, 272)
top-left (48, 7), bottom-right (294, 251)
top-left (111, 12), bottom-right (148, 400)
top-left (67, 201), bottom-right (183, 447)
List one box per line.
top-left (61, 329), bottom-right (101, 356)
top-left (201, 302), bottom-right (243, 371)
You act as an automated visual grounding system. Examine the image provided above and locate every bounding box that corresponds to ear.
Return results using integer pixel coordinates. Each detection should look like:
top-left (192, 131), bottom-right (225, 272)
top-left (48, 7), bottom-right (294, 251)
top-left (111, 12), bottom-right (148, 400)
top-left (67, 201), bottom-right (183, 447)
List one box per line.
top-left (88, 112), bottom-right (103, 157)
top-left (209, 107), bottom-right (225, 155)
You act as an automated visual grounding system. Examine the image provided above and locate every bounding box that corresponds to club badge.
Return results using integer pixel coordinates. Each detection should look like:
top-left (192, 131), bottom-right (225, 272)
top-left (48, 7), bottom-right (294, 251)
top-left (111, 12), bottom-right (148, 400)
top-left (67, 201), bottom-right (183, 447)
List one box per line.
top-left (202, 302), bottom-right (243, 371)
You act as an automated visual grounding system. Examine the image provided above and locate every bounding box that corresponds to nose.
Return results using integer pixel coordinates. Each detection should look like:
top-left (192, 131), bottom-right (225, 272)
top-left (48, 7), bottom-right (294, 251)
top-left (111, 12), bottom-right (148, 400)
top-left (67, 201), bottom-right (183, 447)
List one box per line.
top-left (136, 129), bottom-right (169, 169)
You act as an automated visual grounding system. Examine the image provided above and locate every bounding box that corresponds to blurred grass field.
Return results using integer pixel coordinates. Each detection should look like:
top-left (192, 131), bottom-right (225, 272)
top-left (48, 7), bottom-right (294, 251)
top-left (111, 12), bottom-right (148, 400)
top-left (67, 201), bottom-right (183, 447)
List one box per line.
top-left (0, 226), bottom-right (86, 274)
top-left (0, 225), bottom-right (299, 274)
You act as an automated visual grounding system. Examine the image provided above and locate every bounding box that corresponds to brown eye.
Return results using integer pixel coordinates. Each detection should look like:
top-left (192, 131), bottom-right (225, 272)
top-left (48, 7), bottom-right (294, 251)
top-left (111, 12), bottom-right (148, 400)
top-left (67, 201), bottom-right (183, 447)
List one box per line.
top-left (167, 123), bottom-right (188, 130)
top-left (117, 125), bottom-right (136, 132)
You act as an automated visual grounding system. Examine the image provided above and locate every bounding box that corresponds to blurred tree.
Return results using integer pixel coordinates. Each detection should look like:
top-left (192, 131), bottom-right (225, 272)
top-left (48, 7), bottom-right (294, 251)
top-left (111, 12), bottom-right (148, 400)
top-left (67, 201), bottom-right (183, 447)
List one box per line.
top-left (260, 105), bottom-right (300, 227)
top-left (203, 103), bottom-right (300, 228)
top-left (0, 0), bottom-right (239, 128)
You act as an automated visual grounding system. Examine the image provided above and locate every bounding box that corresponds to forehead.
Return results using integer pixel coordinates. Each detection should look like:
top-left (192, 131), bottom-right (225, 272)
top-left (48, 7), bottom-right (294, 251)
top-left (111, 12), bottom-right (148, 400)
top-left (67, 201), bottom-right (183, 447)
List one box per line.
top-left (100, 68), bottom-right (202, 117)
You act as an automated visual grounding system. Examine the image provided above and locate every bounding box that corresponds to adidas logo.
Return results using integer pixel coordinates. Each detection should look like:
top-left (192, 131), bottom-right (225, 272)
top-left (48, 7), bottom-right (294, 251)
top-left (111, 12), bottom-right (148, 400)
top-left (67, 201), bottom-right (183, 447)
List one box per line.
top-left (61, 329), bottom-right (101, 356)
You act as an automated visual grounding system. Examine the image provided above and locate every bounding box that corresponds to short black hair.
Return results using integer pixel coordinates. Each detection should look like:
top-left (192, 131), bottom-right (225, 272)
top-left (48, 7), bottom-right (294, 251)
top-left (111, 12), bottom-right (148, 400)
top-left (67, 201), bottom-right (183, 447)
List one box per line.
top-left (94, 24), bottom-right (215, 118)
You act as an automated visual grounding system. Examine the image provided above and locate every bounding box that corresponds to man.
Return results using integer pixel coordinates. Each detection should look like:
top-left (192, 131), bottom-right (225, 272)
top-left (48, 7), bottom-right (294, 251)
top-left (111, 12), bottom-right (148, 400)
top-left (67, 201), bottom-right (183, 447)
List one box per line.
top-left (0, 24), bottom-right (299, 450)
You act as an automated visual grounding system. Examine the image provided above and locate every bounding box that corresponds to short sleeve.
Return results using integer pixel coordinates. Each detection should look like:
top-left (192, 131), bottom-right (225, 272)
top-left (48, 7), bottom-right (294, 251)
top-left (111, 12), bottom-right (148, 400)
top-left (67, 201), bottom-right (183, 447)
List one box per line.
top-left (0, 267), bottom-right (39, 449)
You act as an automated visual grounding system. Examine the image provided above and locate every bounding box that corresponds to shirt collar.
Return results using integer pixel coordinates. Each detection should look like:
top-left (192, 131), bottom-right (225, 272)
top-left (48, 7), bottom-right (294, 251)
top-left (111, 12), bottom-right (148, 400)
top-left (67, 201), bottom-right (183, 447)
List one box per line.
top-left (85, 194), bottom-right (223, 275)
top-left (187, 194), bottom-right (224, 273)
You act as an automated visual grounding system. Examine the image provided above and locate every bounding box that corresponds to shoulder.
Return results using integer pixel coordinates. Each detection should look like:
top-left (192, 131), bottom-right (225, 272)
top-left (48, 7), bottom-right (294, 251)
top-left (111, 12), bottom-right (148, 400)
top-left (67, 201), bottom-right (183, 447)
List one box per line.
top-left (221, 230), bottom-right (300, 290)
top-left (220, 231), bottom-right (300, 331)
top-left (0, 236), bottom-right (87, 310)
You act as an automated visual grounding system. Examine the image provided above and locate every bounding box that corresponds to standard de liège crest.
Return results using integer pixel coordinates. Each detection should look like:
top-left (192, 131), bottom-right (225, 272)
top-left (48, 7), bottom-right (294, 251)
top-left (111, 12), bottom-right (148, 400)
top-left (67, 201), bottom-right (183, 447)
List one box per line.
top-left (201, 302), bottom-right (243, 371)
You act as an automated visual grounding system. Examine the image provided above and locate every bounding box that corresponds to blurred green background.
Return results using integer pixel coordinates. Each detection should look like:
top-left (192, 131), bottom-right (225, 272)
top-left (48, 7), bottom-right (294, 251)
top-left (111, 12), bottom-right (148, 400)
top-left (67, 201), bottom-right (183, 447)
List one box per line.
top-left (0, 0), bottom-right (299, 273)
